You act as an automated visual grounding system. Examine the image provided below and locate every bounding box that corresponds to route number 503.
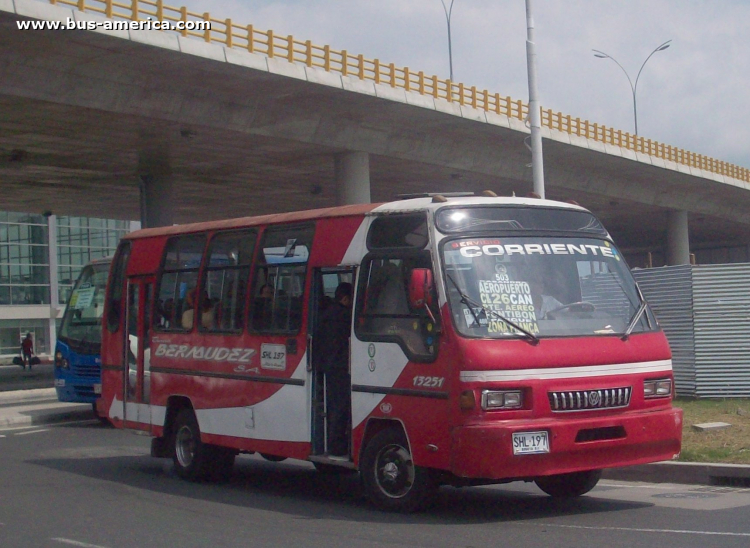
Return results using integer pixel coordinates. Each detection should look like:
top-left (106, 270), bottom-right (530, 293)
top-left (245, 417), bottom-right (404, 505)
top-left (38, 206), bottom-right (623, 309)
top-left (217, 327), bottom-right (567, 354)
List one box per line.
top-left (413, 376), bottom-right (445, 388)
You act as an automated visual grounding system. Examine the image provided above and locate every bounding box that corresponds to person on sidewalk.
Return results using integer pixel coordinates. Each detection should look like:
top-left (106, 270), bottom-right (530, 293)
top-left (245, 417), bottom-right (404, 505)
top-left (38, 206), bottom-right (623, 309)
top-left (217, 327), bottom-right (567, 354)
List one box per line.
top-left (21, 333), bottom-right (34, 371)
top-left (313, 282), bottom-right (353, 458)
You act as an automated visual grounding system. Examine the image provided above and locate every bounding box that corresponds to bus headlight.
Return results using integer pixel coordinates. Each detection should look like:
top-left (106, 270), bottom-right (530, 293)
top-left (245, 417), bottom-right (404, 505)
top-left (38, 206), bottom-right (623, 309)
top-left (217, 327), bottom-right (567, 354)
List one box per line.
top-left (60, 358), bottom-right (70, 370)
top-left (481, 390), bottom-right (523, 410)
top-left (55, 351), bottom-right (63, 367)
top-left (644, 378), bottom-right (672, 398)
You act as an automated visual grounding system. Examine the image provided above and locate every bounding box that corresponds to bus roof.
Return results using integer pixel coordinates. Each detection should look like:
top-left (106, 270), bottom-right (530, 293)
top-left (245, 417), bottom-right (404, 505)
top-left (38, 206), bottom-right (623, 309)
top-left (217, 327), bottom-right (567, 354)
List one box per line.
top-left (124, 196), bottom-right (587, 240)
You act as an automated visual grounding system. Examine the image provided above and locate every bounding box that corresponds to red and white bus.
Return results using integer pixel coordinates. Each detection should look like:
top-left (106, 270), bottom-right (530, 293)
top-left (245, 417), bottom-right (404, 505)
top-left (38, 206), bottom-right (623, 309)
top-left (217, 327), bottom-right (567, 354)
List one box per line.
top-left (99, 194), bottom-right (682, 512)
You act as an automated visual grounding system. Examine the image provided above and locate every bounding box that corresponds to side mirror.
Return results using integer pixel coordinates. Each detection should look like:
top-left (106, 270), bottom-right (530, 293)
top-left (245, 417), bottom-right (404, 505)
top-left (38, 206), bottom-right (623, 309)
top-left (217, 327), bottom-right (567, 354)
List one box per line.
top-left (408, 268), bottom-right (434, 309)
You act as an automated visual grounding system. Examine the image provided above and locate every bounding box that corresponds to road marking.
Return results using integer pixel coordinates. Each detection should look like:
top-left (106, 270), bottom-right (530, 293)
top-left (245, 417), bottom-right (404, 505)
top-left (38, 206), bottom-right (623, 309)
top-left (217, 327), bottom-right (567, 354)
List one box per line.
top-left (52, 538), bottom-right (110, 548)
top-left (533, 523), bottom-right (750, 537)
top-left (14, 428), bottom-right (50, 436)
top-left (601, 481), bottom-right (750, 494)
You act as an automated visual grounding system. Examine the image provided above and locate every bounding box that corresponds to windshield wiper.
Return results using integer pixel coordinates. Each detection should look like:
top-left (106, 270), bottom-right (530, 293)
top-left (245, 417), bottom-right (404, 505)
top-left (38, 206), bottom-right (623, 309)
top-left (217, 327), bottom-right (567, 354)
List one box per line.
top-left (446, 274), bottom-right (482, 327)
top-left (621, 284), bottom-right (648, 341)
top-left (446, 274), bottom-right (539, 345)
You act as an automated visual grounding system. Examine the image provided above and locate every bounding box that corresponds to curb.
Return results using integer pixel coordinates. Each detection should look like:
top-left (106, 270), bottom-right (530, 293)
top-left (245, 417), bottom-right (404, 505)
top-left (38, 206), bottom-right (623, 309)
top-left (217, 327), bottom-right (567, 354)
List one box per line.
top-left (603, 461), bottom-right (750, 486)
top-left (0, 404), bottom-right (92, 428)
top-left (0, 387), bottom-right (57, 404)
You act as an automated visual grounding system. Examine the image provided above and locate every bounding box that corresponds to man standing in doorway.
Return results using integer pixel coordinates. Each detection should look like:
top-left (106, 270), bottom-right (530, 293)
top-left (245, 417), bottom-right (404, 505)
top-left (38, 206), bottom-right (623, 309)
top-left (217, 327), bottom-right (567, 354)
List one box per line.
top-left (315, 282), bottom-right (353, 458)
top-left (21, 332), bottom-right (34, 370)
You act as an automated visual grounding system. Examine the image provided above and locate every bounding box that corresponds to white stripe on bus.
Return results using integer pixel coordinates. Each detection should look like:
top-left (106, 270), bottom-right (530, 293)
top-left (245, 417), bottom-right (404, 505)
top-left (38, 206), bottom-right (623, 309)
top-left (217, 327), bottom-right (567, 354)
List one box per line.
top-left (460, 359), bottom-right (672, 382)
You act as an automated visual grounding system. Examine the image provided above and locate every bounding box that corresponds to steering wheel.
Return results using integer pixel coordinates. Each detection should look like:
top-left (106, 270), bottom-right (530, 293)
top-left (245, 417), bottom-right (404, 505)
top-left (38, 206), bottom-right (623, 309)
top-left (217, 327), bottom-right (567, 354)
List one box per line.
top-left (547, 301), bottom-right (596, 315)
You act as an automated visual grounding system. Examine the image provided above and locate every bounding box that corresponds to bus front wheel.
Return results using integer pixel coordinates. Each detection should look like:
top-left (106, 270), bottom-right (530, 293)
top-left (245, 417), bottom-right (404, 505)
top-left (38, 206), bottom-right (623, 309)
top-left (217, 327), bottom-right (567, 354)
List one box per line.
top-left (534, 469), bottom-right (601, 497)
top-left (360, 428), bottom-right (436, 513)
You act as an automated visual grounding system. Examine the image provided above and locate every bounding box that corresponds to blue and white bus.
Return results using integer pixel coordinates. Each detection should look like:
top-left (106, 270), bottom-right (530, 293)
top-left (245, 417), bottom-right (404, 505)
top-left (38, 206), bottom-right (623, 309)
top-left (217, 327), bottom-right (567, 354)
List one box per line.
top-left (54, 258), bottom-right (111, 416)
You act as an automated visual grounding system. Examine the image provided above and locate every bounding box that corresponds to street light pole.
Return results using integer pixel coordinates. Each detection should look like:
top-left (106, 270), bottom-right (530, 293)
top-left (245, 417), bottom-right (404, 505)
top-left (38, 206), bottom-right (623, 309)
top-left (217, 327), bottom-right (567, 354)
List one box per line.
top-left (440, 0), bottom-right (455, 81)
top-left (593, 40), bottom-right (671, 135)
top-left (525, 0), bottom-right (545, 198)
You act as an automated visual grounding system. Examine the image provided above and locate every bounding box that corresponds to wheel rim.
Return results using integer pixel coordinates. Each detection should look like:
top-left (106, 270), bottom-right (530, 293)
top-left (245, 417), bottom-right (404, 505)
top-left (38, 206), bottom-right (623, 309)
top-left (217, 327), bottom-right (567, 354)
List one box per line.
top-left (175, 425), bottom-right (195, 468)
top-left (374, 443), bottom-right (415, 499)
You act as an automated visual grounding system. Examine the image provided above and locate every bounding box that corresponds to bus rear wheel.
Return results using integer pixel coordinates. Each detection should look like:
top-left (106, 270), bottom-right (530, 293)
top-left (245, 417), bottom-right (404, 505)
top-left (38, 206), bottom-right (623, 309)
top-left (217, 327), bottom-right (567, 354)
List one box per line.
top-left (360, 428), bottom-right (436, 513)
top-left (534, 469), bottom-right (601, 497)
top-left (172, 408), bottom-right (235, 481)
top-left (173, 408), bottom-right (208, 481)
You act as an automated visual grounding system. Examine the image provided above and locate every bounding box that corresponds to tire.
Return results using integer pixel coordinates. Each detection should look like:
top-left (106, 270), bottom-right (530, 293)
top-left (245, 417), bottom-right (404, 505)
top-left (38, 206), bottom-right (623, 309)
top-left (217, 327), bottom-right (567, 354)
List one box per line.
top-left (91, 402), bottom-right (110, 426)
top-left (535, 469), bottom-right (602, 497)
top-left (313, 461), bottom-right (356, 475)
top-left (172, 408), bottom-right (212, 481)
top-left (260, 453), bottom-right (287, 462)
top-left (360, 428), bottom-right (436, 513)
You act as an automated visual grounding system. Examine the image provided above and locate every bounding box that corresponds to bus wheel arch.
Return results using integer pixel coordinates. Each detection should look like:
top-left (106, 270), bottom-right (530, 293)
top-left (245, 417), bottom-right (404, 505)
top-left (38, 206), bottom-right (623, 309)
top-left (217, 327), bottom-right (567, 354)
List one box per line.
top-left (360, 420), bottom-right (437, 513)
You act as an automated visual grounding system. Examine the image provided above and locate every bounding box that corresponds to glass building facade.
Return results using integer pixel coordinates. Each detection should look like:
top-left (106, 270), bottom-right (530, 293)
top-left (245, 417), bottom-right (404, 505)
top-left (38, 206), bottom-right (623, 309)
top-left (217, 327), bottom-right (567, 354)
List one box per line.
top-left (0, 212), bottom-right (49, 306)
top-left (57, 216), bottom-right (130, 305)
top-left (0, 212), bottom-right (137, 360)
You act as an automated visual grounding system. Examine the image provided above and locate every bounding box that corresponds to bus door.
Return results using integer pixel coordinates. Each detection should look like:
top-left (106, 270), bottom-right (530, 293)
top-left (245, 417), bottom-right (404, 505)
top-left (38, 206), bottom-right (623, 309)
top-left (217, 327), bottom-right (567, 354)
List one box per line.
top-left (309, 267), bottom-right (355, 456)
top-left (123, 275), bottom-right (154, 430)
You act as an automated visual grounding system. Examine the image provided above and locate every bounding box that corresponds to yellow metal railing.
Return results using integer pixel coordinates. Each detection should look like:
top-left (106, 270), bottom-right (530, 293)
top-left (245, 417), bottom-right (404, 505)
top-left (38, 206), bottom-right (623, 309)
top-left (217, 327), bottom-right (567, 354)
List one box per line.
top-left (48, 0), bottom-right (750, 184)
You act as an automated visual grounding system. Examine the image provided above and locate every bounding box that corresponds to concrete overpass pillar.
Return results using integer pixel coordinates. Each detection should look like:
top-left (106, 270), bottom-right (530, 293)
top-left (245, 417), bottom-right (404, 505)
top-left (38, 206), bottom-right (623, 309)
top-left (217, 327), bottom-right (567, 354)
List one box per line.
top-left (666, 209), bottom-right (690, 265)
top-left (139, 174), bottom-right (175, 228)
top-left (334, 152), bottom-right (370, 205)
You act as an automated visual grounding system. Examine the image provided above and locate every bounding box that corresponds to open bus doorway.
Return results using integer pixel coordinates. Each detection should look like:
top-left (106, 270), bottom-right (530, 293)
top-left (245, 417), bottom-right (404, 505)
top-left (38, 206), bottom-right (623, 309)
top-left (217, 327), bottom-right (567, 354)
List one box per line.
top-left (310, 267), bottom-right (355, 460)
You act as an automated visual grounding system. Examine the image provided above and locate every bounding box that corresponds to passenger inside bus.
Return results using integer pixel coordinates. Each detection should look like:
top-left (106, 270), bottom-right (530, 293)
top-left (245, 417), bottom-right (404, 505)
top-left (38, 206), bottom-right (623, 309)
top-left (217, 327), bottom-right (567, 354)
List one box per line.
top-left (156, 298), bottom-right (175, 328)
top-left (529, 275), bottom-right (564, 319)
top-left (252, 284), bottom-right (274, 330)
top-left (313, 282), bottom-right (353, 458)
top-left (181, 289), bottom-right (215, 330)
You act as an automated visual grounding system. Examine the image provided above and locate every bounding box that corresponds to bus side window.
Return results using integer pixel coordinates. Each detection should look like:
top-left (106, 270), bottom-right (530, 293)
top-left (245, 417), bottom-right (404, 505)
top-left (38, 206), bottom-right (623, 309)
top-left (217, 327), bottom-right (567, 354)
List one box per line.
top-left (201, 230), bottom-right (256, 333)
top-left (154, 235), bottom-right (206, 332)
top-left (106, 242), bottom-right (131, 332)
top-left (248, 224), bottom-right (314, 334)
top-left (355, 252), bottom-right (439, 362)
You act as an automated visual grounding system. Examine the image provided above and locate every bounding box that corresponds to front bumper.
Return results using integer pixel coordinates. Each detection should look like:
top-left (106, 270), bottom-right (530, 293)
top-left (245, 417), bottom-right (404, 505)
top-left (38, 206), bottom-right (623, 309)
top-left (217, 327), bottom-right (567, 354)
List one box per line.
top-left (451, 406), bottom-right (682, 480)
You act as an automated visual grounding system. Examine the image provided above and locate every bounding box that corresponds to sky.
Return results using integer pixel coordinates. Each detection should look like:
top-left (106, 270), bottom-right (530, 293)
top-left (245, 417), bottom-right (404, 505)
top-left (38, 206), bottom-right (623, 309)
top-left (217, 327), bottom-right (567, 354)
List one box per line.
top-left (182, 0), bottom-right (750, 169)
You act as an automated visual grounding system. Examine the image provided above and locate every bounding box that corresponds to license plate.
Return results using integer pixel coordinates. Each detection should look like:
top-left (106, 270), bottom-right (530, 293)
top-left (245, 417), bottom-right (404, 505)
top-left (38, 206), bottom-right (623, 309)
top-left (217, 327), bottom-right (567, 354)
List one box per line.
top-left (93, 383), bottom-right (102, 395)
top-left (54, 379), bottom-right (65, 387)
top-left (512, 431), bottom-right (550, 455)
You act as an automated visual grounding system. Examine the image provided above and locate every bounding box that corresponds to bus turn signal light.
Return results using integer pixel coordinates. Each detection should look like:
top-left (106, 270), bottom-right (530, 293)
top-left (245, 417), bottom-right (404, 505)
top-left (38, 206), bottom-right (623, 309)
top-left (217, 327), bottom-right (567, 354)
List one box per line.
top-left (459, 390), bottom-right (476, 410)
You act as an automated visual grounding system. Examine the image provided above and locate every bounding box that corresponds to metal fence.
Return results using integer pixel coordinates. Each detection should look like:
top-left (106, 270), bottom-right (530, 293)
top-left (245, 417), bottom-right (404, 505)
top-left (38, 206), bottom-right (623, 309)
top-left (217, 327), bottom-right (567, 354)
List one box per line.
top-left (634, 263), bottom-right (750, 398)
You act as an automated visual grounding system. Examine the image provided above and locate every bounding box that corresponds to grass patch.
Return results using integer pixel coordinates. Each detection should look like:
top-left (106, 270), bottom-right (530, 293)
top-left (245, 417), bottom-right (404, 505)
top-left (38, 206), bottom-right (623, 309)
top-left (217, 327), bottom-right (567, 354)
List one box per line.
top-left (675, 398), bottom-right (750, 464)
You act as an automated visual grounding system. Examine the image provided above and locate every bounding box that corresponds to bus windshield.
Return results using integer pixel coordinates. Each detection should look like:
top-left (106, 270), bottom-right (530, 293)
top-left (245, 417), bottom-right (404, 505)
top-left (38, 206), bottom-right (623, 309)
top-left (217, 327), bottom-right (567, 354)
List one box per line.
top-left (442, 236), bottom-right (652, 339)
top-left (58, 262), bottom-right (110, 351)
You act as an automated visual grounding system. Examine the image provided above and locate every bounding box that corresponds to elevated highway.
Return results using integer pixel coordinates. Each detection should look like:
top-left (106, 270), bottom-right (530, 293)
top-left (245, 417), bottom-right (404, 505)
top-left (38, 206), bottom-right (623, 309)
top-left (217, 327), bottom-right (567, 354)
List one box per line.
top-left (1, 0), bottom-right (749, 264)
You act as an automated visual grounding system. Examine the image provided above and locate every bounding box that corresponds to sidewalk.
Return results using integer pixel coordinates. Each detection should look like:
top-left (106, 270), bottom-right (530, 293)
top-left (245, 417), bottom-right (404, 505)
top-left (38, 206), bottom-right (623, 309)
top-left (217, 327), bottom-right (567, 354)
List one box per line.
top-left (1, 388), bottom-right (749, 487)
top-left (602, 460), bottom-right (750, 487)
top-left (0, 388), bottom-right (92, 427)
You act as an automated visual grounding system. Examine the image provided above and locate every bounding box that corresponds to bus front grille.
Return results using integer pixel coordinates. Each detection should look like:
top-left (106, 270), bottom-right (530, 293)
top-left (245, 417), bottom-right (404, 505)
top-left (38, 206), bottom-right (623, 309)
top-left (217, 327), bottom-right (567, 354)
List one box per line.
top-left (548, 387), bottom-right (631, 412)
top-left (72, 364), bottom-right (100, 378)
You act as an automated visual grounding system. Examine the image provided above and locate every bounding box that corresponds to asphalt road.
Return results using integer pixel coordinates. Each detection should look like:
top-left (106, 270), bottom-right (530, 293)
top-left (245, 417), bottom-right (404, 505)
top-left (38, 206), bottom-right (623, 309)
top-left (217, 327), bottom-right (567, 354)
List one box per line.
top-left (2, 418), bottom-right (750, 548)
